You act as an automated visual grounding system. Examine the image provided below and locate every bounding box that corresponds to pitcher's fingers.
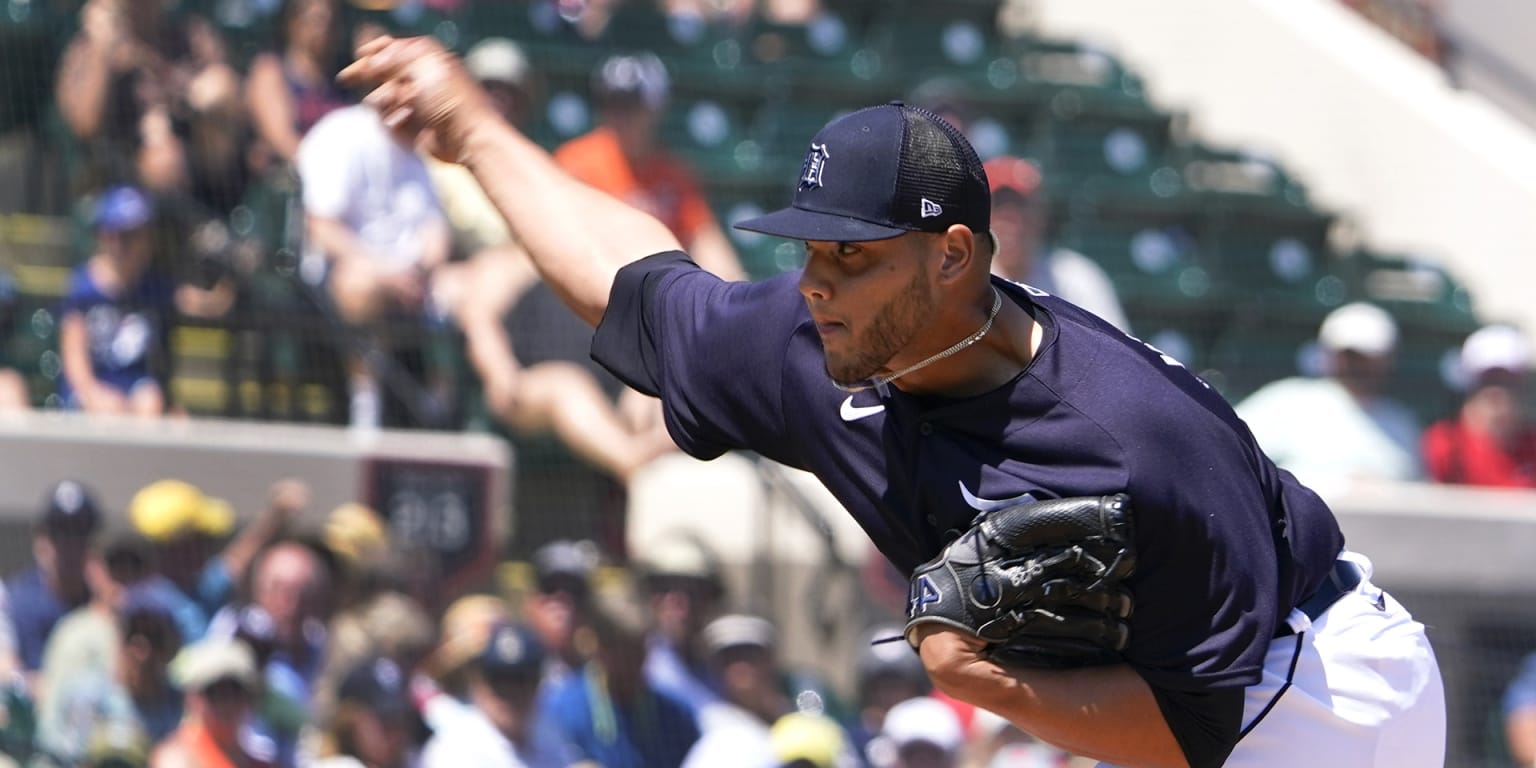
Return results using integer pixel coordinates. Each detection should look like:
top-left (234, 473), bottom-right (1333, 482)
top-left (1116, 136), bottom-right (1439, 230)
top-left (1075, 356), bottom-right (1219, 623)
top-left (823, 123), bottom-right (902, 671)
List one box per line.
top-left (380, 104), bottom-right (417, 131)
top-left (361, 79), bottom-right (404, 112)
top-left (355, 33), bottom-right (397, 59)
top-left (339, 34), bottom-right (405, 86)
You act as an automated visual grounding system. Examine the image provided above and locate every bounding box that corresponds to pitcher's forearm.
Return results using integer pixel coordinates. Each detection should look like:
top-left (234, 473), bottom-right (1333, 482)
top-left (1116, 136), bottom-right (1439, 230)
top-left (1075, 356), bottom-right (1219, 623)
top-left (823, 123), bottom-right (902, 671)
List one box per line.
top-left (458, 119), bottom-right (680, 326)
top-left (918, 631), bottom-right (1185, 767)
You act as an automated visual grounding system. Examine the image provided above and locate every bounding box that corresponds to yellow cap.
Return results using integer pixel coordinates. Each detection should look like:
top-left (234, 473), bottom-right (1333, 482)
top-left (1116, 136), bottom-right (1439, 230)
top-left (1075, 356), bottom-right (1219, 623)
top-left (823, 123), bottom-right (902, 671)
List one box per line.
top-left (324, 503), bottom-right (391, 568)
top-left (425, 594), bottom-right (511, 680)
top-left (128, 479), bottom-right (236, 541)
top-left (770, 713), bottom-right (847, 768)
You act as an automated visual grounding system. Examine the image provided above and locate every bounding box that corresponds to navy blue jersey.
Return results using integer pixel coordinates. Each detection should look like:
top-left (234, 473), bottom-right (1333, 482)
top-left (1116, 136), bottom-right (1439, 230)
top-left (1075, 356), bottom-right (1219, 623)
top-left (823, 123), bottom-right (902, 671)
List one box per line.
top-left (593, 251), bottom-right (1344, 692)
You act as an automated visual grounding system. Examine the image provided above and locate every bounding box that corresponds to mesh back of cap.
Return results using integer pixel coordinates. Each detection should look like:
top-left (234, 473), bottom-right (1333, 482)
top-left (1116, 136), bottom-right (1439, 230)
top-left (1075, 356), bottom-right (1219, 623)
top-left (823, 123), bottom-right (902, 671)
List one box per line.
top-left (895, 106), bottom-right (990, 234)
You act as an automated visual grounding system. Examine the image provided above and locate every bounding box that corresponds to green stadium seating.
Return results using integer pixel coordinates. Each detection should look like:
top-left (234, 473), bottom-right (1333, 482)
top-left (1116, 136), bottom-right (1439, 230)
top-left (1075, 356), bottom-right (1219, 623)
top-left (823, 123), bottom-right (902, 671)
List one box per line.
top-left (1055, 191), bottom-right (1223, 307)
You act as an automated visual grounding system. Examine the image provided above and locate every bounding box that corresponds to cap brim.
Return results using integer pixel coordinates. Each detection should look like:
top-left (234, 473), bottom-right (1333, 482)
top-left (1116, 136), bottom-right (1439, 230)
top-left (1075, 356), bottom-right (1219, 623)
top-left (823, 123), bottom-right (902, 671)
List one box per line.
top-left (734, 206), bottom-right (909, 243)
top-left (196, 499), bottom-right (236, 537)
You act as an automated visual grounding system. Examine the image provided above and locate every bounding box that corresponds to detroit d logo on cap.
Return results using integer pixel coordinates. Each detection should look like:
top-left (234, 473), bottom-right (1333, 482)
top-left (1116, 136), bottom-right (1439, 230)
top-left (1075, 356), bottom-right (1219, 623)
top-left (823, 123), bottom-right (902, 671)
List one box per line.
top-left (799, 143), bottom-right (831, 190)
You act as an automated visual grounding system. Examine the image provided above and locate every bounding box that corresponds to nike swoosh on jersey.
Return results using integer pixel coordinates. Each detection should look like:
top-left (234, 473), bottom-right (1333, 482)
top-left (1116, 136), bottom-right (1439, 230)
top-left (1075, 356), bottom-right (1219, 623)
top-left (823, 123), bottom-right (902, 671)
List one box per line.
top-left (839, 396), bottom-right (885, 422)
top-left (958, 481), bottom-right (1036, 512)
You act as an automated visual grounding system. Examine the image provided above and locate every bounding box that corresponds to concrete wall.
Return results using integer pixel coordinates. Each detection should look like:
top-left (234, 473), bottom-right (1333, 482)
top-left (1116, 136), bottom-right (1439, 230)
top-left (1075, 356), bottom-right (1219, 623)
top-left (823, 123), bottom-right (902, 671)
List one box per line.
top-left (1027, 0), bottom-right (1536, 339)
top-left (0, 412), bottom-right (513, 594)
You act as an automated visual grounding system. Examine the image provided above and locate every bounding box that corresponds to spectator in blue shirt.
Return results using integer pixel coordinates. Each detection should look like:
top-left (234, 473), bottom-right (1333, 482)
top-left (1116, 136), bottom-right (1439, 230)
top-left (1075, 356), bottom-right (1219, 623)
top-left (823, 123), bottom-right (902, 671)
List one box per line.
top-left (4, 480), bottom-right (100, 683)
top-left (542, 598), bottom-right (699, 768)
top-left (637, 535), bottom-right (727, 720)
top-left (58, 185), bottom-right (176, 415)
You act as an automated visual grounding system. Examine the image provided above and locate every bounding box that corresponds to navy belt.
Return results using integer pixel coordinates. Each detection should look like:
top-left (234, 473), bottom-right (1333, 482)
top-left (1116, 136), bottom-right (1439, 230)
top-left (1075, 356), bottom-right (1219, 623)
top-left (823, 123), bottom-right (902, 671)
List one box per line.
top-left (1275, 559), bottom-right (1364, 638)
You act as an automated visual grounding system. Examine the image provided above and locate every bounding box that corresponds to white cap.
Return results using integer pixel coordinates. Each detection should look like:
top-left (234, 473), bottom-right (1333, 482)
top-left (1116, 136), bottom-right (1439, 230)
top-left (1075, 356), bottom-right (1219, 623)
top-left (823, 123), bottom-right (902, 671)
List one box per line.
top-left (702, 614), bottom-right (776, 655)
top-left (880, 696), bottom-right (964, 753)
top-left (1318, 302), bottom-right (1397, 356)
top-left (465, 38), bottom-right (530, 87)
top-left (1461, 324), bottom-right (1531, 385)
top-left (593, 52), bottom-right (670, 111)
top-left (170, 637), bottom-right (260, 693)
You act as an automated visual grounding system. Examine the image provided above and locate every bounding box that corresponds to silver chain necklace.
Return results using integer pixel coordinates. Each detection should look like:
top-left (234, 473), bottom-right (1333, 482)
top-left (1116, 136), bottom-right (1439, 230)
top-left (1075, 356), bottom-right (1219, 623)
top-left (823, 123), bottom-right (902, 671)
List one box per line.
top-left (832, 287), bottom-right (1004, 393)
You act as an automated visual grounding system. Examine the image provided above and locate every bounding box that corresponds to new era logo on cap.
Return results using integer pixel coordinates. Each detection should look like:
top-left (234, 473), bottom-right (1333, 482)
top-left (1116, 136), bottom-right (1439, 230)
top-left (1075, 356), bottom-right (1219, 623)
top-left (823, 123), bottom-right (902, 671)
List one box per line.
top-left (735, 102), bottom-right (989, 243)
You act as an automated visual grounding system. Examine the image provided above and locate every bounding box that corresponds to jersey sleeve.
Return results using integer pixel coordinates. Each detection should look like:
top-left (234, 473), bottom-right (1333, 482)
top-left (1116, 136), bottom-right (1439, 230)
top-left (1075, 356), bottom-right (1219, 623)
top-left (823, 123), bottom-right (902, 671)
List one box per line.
top-left (592, 251), bottom-right (797, 461)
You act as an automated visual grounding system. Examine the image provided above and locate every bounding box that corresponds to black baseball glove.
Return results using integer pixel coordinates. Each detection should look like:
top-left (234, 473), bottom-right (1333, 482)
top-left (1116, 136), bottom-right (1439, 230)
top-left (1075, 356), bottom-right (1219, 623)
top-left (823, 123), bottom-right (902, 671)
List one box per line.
top-left (904, 494), bottom-right (1137, 669)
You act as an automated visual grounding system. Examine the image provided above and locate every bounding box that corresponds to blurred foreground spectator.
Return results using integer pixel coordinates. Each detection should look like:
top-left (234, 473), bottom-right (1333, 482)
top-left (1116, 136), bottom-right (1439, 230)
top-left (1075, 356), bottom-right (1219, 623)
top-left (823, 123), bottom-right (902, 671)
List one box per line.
top-left (245, 0), bottom-right (354, 180)
top-left (848, 624), bottom-right (931, 760)
top-left (523, 539), bottom-right (599, 683)
top-left (541, 597), bottom-right (698, 767)
top-left (1236, 301), bottom-right (1423, 486)
top-left (638, 535), bottom-right (727, 718)
top-left (131, 477), bottom-right (306, 624)
top-left (34, 525), bottom-right (165, 763)
top-left (421, 594), bottom-right (510, 710)
top-left (769, 711), bottom-right (855, 768)
top-left (555, 52), bottom-right (743, 281)
top-left (983, 156), bottom-right (1130, 333)
top-left (207, 539), bottom-right (333, 766)
top-left (453, 239), bottom-right (678, 483)
top-left (0, 583), bottom-right (26, 759)
top-left (683, 614), bottom-right (790, 766)
top-left (296, 103), bottom-right (454, 429)
top-left (866, 696), bottom-right (964, 768)
top-left (1422, 324), bottom-right (1536, 487)
top-left (152, 636), bottom-right (275, 767)
top-left (421, 621), bottom-right (573, 767)
top-left (443, 40), bottom-right (677, 483)
top-left (4, 481), bottom-right (100, 686)
top-left (312, 656), bottom-right (422, 768)
top-left (54, 0), bottom-right (247, 208)
top-left (58, 186), bottom-right (174, 416)
top-left (310, 588), bottom-right (431, 739)
top-left (36, 585), bottom-right (184, 764)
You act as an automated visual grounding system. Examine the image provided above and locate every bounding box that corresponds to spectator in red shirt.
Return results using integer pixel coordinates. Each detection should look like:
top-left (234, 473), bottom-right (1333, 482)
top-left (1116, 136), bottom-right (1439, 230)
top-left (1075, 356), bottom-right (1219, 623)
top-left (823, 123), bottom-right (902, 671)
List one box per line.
top-left (1422, 324), bottom-right (1536, 487)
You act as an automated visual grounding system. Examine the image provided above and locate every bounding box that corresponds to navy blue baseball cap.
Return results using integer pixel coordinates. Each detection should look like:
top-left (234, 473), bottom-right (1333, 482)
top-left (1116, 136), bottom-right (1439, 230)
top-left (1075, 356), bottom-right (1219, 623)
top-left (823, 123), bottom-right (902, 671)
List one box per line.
top-left (92, 185), bottom-right (153, 233)
top-left (39, 479), bottom-right (102, 537)
top-left (476, 621), bottom-right (545, 678)
top-left (735, 102), bottom-right (991, 243)
top-left (338, 657), bottom-right (415, 718)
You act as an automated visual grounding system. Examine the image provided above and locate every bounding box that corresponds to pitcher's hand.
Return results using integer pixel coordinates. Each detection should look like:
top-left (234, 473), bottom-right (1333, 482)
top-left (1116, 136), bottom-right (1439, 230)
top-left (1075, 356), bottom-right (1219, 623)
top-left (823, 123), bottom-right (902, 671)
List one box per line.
top-left (339, 35), bottom-right (498, 162)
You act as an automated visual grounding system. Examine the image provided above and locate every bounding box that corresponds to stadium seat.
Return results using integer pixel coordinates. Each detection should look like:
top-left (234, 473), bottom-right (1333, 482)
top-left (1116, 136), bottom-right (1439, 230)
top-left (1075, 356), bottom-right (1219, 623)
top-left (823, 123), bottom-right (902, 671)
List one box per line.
top-left (1030, 107), bottom-right (1175, 190)
top-left (1055, 191), bottom-right (1223, 307)
top-left (1201, 201), bottom-right (1339, 309)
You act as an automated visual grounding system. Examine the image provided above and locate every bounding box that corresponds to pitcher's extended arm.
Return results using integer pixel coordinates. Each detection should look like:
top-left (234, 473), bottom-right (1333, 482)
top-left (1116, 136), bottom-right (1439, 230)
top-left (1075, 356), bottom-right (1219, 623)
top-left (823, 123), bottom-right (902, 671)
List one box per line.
top-left (340, 36), bottom-right (681, 327)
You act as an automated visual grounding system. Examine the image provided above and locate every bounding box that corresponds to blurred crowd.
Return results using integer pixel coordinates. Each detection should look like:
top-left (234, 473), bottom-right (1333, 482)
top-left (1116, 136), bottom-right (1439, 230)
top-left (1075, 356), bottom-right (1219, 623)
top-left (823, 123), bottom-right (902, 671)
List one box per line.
top-left (0, 476), bottom-right (1085, 768)
top-left (0, 0), bottom-right (762, 481)
top-left (3, 0), bottom-right (1531, 493)
top-left (1234, 302), bottom-right (1536, 490)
